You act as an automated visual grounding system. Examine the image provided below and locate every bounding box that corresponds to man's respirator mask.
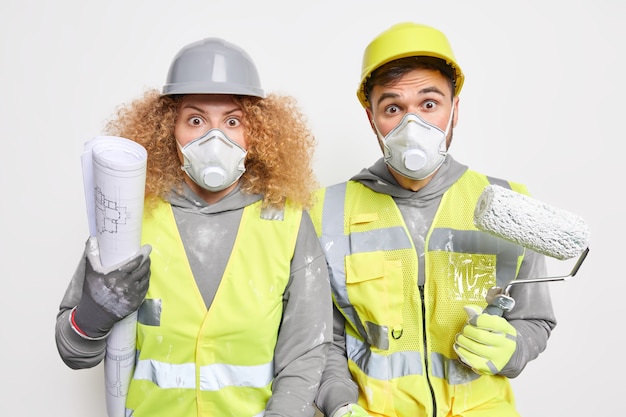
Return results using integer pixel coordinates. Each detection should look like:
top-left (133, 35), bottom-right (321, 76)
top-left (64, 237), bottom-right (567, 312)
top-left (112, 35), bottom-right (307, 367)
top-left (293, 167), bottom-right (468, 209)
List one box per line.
top-left (377, 109), bottom-right (454, 180)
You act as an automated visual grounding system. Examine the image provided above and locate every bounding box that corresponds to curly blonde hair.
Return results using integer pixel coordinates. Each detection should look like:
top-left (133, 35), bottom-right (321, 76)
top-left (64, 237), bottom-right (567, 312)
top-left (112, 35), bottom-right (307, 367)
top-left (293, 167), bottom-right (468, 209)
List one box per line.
top-left (104, 89), bottom-right (318, 212)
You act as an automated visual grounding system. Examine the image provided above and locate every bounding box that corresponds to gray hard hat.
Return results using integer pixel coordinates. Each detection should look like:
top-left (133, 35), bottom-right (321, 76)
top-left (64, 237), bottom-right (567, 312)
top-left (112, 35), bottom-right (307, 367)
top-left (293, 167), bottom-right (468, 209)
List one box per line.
top-left (162, 38), bottom-right (265, 98)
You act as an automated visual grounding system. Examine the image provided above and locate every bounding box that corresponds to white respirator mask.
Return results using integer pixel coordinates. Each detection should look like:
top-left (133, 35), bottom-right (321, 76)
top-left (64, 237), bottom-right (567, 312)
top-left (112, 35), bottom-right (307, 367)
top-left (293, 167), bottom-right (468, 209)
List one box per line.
top-left (178, 128), bottom-right (247, 192)
top-left (377, 109), bottom-right (454, 180)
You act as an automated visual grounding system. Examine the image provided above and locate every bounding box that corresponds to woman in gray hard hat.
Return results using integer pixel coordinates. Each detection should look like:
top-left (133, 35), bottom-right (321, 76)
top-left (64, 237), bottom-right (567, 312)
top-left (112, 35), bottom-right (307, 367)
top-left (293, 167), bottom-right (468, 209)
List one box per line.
top-left (55, 37), bottom-right (333, 417)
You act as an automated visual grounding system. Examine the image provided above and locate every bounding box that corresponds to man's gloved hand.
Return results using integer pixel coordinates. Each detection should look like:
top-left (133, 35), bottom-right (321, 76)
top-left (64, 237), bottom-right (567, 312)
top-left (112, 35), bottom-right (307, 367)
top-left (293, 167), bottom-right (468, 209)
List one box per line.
top-left (453, 305), bottom-right (517, 375)
top-left (333, 404), bottom-right (371, 417)
top-left (73, 237), bottom-right (152, 339)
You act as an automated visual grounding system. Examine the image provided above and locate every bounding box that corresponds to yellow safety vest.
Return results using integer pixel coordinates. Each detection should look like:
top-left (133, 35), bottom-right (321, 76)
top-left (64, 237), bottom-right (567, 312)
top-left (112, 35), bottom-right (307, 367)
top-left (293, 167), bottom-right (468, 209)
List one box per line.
top-left (310, 170), bottom-right (528, 417)
top-left (126, 199), bottom-right (302, 417)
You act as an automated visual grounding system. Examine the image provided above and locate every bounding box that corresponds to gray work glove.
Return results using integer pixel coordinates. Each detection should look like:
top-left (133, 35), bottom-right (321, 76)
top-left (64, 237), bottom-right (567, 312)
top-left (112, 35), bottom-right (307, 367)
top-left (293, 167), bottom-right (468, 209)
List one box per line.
top-left (73, 237), bottom-right (152, 339)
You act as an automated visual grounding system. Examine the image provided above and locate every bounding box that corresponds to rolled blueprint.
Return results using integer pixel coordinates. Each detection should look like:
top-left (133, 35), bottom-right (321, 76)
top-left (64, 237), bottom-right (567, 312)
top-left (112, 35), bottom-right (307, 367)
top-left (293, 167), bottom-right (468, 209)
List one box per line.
top-left (473, 184), bottom-right (590, 260)
top-left (82, 136), bottom-right (147, 417)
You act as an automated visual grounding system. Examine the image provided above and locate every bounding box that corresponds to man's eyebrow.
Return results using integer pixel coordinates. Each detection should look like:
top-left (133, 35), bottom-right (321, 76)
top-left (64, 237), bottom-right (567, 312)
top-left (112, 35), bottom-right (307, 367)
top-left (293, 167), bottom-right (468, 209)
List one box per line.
top-left (375, 86), bottom-right (446, 107)
top-left (420, 86), bottom-right (445, 96)
top-left (375, 92), bottom-right (399, 107)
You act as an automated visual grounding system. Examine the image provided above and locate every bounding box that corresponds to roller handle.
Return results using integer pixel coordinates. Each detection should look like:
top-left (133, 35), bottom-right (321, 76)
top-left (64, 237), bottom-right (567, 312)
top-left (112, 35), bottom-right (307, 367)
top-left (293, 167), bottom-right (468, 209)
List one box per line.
top-left (484, 288), bottom-right (515, 316)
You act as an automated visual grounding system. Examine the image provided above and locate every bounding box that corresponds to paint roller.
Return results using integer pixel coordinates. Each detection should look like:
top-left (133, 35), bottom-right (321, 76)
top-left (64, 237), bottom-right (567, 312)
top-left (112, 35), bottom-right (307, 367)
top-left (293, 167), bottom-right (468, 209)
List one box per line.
top-left (473, 184), bottom-right (591, 315)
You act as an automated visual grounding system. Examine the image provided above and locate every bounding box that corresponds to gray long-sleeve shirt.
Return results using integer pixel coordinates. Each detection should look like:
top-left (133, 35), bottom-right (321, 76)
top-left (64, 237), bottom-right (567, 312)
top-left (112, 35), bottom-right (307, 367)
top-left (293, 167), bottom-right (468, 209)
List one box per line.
top-left (315, 156), bottom-right (557, 417)
top-left (55, 183), bottom-right (333, 417)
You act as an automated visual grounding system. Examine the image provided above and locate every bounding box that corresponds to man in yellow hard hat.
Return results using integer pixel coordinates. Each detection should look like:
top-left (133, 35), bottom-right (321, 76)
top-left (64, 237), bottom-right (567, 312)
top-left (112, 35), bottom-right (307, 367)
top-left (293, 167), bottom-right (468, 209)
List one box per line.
top-left (310, 22), bottom-right (556, 417)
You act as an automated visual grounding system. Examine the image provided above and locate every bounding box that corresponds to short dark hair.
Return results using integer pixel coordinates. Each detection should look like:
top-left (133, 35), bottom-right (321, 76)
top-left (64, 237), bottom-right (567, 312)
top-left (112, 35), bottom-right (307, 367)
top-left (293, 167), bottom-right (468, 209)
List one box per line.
top-left (365, 56), bottom-right (456, 106)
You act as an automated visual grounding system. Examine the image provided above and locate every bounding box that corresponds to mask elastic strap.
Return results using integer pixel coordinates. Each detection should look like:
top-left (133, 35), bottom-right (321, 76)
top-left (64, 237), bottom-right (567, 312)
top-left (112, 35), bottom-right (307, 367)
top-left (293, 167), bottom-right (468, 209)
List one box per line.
top-left (437, 105), bottom-right (455, 155)
top-left (443, 104), bottom-right (455, 136)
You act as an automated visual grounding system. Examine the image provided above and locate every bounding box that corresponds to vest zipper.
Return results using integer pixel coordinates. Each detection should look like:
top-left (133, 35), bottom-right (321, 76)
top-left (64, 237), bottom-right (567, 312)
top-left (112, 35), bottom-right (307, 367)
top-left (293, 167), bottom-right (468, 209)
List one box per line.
top-left (420, 284), bottom-right (438, 417)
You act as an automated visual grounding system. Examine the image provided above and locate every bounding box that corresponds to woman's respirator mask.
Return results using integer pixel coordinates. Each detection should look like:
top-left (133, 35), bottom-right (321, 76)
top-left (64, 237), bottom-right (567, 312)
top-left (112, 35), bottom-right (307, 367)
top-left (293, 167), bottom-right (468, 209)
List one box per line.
top-left (377, 109), bottom-right (454, 180)
top-left (179, 128), bottom-right (247, 192)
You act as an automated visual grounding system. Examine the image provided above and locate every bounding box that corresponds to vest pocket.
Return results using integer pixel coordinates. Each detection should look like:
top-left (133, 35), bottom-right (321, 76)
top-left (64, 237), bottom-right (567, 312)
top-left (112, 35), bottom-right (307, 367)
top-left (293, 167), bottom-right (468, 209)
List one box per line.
top-left (345, 251), bottom-right (404, 350)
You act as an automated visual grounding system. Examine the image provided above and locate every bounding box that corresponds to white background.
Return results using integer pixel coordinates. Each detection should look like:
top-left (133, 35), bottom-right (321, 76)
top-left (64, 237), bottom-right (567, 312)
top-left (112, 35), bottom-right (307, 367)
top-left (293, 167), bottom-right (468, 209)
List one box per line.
top-left (1, 1), bottom-right (622, 416)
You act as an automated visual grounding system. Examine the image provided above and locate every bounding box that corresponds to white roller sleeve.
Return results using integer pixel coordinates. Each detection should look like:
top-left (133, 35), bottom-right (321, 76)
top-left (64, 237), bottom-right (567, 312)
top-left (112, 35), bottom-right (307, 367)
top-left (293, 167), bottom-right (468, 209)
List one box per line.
top-left (473, 185), bottom-right (590, 260)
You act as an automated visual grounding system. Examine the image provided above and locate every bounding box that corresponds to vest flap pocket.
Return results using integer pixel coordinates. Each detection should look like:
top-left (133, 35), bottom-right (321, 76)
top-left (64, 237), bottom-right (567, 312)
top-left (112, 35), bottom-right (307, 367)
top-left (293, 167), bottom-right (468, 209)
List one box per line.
top-left (345, 251), bottom-right (404, 347)
top-left (345, 251), bottom-right (385, 283)
top-left (350, 212), bottom-right (379, 225)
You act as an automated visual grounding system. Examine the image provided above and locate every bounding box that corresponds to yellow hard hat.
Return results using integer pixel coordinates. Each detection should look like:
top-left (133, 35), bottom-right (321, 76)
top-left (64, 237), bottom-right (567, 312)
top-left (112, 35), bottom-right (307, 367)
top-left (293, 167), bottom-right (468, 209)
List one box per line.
top-left (357, 22), bottom-right (464, 107)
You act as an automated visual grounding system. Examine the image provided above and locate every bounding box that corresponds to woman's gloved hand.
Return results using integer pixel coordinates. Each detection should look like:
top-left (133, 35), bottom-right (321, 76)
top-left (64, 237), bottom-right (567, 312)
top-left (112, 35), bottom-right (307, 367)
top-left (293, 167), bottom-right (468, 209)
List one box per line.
top-left (73, 237), bottom-right (152, 339)
top-left (333, 404), bottom-right (371, 417)
top-left (453, 305), bottom-right (517, 375)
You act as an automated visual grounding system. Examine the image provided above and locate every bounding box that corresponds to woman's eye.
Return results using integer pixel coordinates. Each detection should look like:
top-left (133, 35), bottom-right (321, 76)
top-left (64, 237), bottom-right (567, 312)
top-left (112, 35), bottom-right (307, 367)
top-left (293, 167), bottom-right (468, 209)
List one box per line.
top-left (226, 117), bottom-right (241, 127)
top-left (190, 117), bottom-right (203, 126)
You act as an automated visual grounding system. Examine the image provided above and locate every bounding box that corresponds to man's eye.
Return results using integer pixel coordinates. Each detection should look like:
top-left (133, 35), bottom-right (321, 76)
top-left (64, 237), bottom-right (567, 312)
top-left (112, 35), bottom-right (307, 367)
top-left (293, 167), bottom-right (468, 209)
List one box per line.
top-left (385, 105), bottom-right (400, 114)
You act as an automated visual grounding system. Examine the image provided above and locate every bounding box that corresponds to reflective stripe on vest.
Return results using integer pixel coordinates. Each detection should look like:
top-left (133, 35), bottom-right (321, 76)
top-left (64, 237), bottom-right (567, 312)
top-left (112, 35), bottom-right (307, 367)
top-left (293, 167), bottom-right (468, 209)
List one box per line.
top-left (133, 359), bottom-right (273, 390)
top-left (346, 332), bottom-right (477, 385)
